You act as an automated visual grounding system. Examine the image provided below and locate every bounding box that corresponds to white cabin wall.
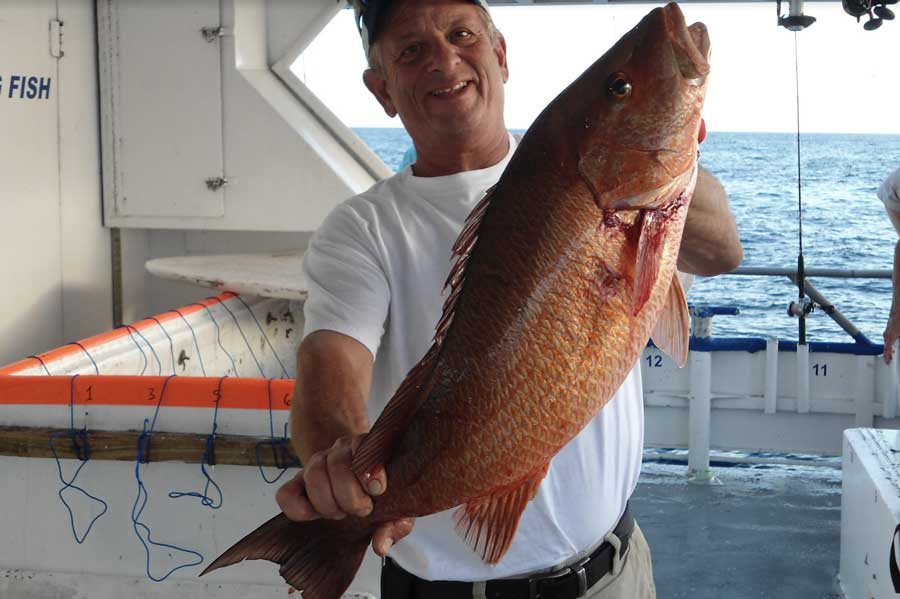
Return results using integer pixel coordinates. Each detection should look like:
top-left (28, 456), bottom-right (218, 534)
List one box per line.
top-left (0, 0), bottom-right (112, 367)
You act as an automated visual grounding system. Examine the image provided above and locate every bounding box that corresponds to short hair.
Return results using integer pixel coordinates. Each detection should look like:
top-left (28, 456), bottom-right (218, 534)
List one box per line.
top-left (367, 5), bottom-right (500, 74)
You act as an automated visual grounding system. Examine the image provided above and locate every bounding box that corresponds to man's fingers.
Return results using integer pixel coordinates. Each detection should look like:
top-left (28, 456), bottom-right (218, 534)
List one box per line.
top-left (363, 465), bottom-right (388, 496)
top-left (372, 518), bottom-right (415, 557)
top-left (275, 471), bottom-right (319, 522)
top-left (303, 451), bottom-right (344, 519)
top-left (349, 436), bottom-right (387, 496)
top-left (327, 440), bottom-right (374, 517)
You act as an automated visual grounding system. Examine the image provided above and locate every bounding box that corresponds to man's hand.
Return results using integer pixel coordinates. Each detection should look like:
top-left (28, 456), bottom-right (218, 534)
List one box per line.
top-left (276, 435), bottom-right (414, 556)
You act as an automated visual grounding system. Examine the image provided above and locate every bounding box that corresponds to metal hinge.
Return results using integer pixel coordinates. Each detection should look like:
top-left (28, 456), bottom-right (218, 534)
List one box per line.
top-left (205, 177), bottom-right (229, 191)
top-left (50, 19), bottom-right (64, 58)
top-left (200, 26), bottom-right (233, 43)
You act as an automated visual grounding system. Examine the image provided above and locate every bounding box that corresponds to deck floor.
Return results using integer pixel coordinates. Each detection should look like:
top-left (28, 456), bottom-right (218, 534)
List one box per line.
top-left (631, 460), bottom-right (843, 599)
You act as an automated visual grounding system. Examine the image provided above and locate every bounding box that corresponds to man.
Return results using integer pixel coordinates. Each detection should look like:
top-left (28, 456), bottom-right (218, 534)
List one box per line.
top-left (276, 1), bottom-right (743, 597)
top-left (879, 166), bottom-right (900, 363)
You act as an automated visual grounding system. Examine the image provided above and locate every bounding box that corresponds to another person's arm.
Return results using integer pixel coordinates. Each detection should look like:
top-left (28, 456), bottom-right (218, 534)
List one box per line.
top-left (677, 165), bottom-right (743, 276)
top-left (882, 207), bottom-right (900, 363)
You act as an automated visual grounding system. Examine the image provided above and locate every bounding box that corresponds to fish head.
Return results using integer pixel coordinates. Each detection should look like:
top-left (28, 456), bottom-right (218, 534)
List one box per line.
top-left (572, 2), bottom-right (710, 209)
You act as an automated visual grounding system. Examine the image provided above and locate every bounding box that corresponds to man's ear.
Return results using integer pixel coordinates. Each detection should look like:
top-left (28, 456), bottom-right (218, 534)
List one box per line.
top-left (494, 32), bottom-right (509, 83)
top-left (363, 68), bottom-right (398, 118)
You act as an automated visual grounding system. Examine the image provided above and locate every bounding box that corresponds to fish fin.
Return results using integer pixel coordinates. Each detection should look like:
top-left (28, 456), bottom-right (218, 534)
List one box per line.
top-left (201, 514), bottom-right (372, 599)
top-left (352, 186), bottom-right (497, 480)
top-left (632, 210), bottom-right (666, 316)
top-left (352, 344), bottom-right (439, 479)
top-left (650, 274), bottom-right (690, 368)
top-left (453, 463), bottom-right (548, 564)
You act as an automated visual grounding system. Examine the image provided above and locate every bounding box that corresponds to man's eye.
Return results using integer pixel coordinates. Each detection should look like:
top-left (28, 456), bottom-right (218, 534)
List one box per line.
top-left (400, 44), bottom-right (420, 59)
top-left (453, 29), bottom-right (474, 40)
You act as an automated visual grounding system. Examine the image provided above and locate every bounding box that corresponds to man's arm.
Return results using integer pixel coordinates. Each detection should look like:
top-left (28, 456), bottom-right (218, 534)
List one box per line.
top-left (291, 330), bottom-right (372, 463)
top-left (276, 330), bottom-right (413, 555)
top-left (677, 165), bottom-right (743, 276)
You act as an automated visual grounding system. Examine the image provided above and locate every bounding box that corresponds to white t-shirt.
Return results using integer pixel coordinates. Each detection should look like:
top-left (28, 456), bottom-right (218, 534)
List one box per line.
top-left (879, 166), bottom-right (900, 214)
top-left (301, 135), bottom-right (644, 581)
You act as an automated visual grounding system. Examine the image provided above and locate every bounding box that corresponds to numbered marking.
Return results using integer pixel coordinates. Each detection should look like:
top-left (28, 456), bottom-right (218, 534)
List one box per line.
top-left (283, 393), bottom-right (291, 407)
top-left (147, 388), bottom-right (157, 401)
top-left (645, 355), bottom-right (664, 368)
top-left (812, 363), bottom-right (828, 377)
top-left (85, 386), bottom-right (93, 401)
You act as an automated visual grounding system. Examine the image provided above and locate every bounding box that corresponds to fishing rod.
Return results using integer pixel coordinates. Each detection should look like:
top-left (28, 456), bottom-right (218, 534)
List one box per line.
top-left (776, 8), bottom-right (815, 345)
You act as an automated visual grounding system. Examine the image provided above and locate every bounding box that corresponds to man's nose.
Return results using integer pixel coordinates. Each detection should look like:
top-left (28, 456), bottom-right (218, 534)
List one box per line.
top-left (427, 38), bottom-right (461, 72)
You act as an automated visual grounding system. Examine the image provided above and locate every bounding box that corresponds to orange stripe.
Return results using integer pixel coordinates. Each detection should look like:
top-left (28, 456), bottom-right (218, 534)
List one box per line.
top-left (0, 292), bottom-right (240, 376)
top-left (0, 375), bottom-right (294, 411)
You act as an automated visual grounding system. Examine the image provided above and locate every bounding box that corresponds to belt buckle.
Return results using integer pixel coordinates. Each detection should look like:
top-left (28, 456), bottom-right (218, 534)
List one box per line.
top-left (528, 555), bottom-right (591, 599)
top-left (571, 556), bottom-right (591, 597)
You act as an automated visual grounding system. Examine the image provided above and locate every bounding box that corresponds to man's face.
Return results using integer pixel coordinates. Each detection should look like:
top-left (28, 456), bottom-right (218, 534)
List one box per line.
top-left (364, 0), bottom-right (508, 145)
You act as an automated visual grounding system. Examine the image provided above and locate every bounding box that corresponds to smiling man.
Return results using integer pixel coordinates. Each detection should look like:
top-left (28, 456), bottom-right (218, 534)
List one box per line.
top-left (275, 1), bottom-right (742, 598)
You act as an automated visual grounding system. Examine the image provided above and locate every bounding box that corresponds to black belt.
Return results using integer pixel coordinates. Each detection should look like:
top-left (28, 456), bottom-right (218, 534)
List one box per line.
top-left (382, 504), bottom-right (635, 599)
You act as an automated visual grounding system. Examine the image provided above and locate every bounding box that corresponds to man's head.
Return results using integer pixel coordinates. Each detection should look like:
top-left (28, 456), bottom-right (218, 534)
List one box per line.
top-left (354, 0), bottom-right (509, 163)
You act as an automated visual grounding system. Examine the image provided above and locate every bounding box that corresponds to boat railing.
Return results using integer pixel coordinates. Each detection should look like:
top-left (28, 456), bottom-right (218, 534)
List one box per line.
top-left (727, 266), bottom-right (892, 346)
top-left (654, 266), bottom-right (898, 482)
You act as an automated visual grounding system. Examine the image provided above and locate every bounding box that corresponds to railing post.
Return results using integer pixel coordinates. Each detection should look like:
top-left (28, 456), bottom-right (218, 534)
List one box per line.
top-left (796, 344), bottom-right (810, 414)
top-left (764, 337), bottom-right (779, 414)
top-left (688, 350), bottom-right (713, 483)
top-left (854, 356), bottom-right (874, 428)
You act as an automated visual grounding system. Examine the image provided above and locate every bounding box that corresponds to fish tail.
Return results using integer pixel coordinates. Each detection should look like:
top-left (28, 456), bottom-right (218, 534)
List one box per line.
top-left (201, 513), bottom-right (373, 599)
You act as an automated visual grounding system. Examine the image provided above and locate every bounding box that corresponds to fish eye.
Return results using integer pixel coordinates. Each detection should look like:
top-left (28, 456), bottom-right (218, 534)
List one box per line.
top-left (606, 72), bottom-right (632, 100)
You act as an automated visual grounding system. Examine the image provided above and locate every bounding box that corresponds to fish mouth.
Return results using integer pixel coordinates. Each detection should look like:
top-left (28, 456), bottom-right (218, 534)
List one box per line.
top-left (662, 3), bottom-right (710, 83)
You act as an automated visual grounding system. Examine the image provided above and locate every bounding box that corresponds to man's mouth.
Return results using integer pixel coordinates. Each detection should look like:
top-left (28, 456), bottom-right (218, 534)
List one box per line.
top-left (429, 81), bottom-right (471, 97)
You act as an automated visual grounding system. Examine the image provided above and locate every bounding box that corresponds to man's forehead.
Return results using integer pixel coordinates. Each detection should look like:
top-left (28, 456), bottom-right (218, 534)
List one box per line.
top-left (383, 1), bottom-right (486, 40)
top-left (356, 0), bottom-right (490, 54)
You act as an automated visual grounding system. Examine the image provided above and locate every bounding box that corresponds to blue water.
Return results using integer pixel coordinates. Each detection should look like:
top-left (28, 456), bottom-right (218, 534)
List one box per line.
top-left (354, 128), bottom-right (900, 344)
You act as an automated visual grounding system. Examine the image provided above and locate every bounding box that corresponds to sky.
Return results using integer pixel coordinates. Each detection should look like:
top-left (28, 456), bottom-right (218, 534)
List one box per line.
top-left (292, 3), bottom-right (900, 134)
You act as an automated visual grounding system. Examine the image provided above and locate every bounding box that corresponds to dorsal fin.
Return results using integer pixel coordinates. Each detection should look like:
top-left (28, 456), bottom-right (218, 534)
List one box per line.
top-left (351, 185), bottom-right (498, 479)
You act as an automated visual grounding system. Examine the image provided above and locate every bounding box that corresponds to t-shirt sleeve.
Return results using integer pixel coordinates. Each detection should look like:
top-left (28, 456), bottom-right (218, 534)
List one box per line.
top-left (878, 167), bottom-right (900, 214)
top-left (301, 203), bottom-right (390, 359)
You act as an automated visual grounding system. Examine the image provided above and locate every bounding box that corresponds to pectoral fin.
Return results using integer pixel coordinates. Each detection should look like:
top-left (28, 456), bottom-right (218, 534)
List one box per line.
top-left (453, 463), bottom-right (549, 564)
top-left (650, 274), bottom-right (690, 368)
top-left (632, 210), bottom-right (667, 315)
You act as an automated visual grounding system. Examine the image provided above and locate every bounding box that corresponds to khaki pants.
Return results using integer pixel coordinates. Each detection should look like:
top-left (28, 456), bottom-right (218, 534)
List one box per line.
top-left (583, 523), bottom-right (656, 599)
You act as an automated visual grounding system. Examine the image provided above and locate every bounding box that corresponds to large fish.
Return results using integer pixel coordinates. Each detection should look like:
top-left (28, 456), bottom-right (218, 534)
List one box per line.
top-left (201, 3), bottom-right (710, 597)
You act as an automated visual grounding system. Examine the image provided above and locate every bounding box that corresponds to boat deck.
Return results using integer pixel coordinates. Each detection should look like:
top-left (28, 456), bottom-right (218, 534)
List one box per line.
top-left (632, 459), bottom-right (842, 598)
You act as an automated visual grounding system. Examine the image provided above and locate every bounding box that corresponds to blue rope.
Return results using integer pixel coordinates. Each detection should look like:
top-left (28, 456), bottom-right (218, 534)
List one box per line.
top-left (255, 379), bottom-right (299, 484)
top-left (67, 342), bottom-right (100, 374)
top-left (123, 325), bottom-right (163, 376)
top-left (231, 294), bottom-right (291, 378)
top-left (49, 374), bottom-right (109, 544)
top-left (173, 309), bottom-right (207, 376)
top-left (214, 298), bottom-right (266, 377)
top-left (119, 326), bottom-right (150, 375)
top-left (190, 303), bottom-right (238, 377)
top-left (168, 377), bottom-right (224, 509)
top-left (27, 355), bottom-right (52, 375)
top-left (148, 317), bottom-right (177, 375)
top-left (132, 375), bottom-right (204, 581)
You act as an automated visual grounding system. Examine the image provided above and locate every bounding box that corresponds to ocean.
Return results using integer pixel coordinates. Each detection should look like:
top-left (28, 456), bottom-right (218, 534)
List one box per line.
top-left (354, 128), bottom-right (900, 344)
